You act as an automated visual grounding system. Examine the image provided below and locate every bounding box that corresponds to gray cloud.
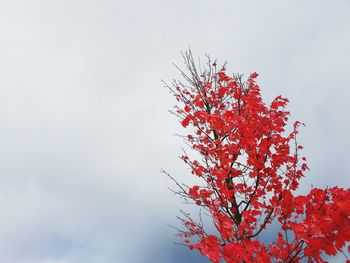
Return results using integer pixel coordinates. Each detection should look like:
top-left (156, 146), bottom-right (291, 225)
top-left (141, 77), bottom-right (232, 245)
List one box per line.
top-left (0, 0), bottom-right (349, 262)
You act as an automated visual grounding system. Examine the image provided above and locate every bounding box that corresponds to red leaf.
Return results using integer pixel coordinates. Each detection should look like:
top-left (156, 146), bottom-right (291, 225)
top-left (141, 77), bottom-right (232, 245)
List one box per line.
top-left (181, 116), bottom-right (191, 127)
top-left (184, 104), bottom-right (191, 112)
top-left (218, 87), bottom-right (227, 98)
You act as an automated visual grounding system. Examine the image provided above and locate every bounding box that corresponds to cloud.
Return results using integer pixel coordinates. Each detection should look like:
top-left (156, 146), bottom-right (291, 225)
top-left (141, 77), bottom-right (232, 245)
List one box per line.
top-left (0, 0), bottom-right (349, 262)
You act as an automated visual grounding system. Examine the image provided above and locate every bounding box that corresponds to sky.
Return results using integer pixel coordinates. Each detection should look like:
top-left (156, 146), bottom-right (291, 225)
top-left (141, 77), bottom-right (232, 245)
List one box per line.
top-left (0, 0), bottom-right (349, 262)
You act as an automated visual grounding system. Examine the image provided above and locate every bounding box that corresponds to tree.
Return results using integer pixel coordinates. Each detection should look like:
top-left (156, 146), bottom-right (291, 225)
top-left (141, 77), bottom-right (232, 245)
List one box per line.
top-left (164, 51), bottom-right (350, 263)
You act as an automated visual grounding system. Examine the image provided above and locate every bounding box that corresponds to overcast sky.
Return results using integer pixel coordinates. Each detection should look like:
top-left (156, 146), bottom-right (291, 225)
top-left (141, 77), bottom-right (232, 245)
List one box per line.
top-left (0, 0), bottom-right (349, 262)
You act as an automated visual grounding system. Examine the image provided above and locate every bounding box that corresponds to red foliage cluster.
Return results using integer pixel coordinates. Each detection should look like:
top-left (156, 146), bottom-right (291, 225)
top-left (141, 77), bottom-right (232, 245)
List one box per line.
top-left (166, 52), bottom-right (350, 262)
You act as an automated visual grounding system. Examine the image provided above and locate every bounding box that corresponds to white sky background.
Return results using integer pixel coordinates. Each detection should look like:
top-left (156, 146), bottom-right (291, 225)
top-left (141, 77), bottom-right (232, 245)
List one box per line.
top-left (0, 0), bottom-right (349, 262)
